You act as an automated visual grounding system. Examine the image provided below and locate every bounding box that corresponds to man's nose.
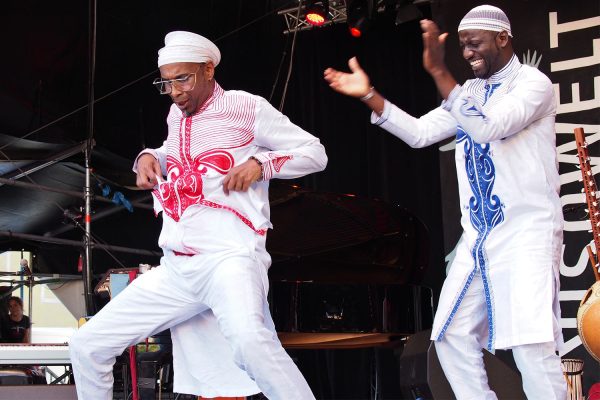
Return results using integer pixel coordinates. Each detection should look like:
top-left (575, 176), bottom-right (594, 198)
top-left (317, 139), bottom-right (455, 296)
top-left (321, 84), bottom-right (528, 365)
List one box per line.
top-left (463, 48), bottom-right (473, 59)
top-left (169, 86), bottom-right (184, 99)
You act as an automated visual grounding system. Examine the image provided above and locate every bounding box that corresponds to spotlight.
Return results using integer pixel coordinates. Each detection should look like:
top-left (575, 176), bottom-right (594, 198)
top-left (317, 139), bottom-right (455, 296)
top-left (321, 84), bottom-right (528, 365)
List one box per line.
top-left (305, 0), bottom-right (329, 27)
top-left (347, 0), bottom-right (373, 37)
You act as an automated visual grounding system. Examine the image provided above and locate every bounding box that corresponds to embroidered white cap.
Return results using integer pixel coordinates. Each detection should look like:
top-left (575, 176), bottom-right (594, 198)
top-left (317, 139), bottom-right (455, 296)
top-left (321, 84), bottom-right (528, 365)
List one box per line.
top-left (458, 5), bottom-right (512, 38)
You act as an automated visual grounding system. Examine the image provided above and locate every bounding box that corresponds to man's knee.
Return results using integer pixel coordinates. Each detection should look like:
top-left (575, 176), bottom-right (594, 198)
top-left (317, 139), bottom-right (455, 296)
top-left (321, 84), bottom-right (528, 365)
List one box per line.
top-left (227, 324), bottom-right (276, 365)
top-left (69, 326), bottom-right (88, 352)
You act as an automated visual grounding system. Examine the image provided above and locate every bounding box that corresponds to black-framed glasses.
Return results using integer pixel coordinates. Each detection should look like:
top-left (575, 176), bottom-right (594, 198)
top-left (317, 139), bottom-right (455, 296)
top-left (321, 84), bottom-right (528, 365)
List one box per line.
top-left (152, 66), bottom-right (202, 95)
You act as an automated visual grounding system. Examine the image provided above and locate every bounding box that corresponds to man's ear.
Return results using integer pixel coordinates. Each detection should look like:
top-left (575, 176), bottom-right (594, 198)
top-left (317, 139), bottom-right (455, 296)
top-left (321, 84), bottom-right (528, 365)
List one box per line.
top-left (496, 31), bottom-right (509, 48)
top-left (204, 62), bottom-right (215, 81)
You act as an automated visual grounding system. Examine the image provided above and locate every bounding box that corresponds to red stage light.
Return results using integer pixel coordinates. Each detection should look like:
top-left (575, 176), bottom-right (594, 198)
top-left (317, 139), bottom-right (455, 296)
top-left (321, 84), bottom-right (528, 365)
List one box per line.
top-left (305, 0), bottom-right (329, 27)
top-left (349, 27), bottom-right (362, 37)
top-left (347, 0), bottom-right (371, 37)
top-left (306, 12), bottom-right (326, 26)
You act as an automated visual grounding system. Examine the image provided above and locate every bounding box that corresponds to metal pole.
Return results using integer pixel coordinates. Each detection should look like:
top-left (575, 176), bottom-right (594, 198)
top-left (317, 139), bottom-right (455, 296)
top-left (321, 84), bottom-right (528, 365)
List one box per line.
top-left (19, 250), bottom-right (24, 300)
top-left (28, 272), bottom-right (33, 332)
top-left (83, 0), bottom-right (98, 316)
top-left (84, 152), bottom-right (94, 315)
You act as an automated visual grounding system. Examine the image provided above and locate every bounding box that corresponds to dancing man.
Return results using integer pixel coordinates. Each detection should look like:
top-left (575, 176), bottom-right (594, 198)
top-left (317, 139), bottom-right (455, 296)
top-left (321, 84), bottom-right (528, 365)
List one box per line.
top-left (324, 5), bottom-right (565, 399)
top-left (70, 31), bottom-right (327, 399)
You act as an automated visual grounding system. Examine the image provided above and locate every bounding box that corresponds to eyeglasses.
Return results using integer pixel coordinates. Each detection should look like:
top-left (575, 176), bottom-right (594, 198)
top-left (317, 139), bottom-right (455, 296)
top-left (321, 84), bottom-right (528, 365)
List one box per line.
top-left (153, 66), bottom-right (202, 95)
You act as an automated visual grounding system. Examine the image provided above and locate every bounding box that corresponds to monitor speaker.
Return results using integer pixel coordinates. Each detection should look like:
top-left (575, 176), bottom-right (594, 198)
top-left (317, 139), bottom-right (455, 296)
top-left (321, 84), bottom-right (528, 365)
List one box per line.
top-left (399, 329), bottom-right (526, 399)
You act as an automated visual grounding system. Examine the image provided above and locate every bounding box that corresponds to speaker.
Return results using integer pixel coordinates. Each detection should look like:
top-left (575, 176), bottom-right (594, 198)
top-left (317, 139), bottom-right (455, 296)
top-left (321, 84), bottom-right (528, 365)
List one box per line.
top-left (399, 329), bottom-right (526, 399)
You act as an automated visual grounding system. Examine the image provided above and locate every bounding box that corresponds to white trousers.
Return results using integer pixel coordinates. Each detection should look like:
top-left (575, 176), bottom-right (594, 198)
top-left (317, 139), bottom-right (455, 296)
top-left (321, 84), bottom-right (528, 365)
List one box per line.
top-left (69, 248), bottom-right (315, 399)
top-left (434, 272), bottom-right (566, 400)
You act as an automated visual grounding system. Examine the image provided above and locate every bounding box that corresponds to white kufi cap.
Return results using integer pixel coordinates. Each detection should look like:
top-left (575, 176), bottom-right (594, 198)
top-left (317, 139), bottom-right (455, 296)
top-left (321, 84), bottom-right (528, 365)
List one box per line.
top-left (157, 31), bottom-right (221, 68)
top-left (458, 5), bottom-right (512, 38)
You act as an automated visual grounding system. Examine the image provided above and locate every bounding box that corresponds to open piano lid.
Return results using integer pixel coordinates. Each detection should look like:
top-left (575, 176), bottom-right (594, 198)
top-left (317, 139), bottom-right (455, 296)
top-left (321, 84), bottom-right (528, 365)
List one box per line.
top-left (267, 183), bottom-right (430, 285)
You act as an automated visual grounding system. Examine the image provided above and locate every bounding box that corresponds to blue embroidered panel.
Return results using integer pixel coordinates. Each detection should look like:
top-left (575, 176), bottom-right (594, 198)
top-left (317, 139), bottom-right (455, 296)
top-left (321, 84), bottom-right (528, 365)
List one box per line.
top-left (436, 126), bottom-right (505, 350)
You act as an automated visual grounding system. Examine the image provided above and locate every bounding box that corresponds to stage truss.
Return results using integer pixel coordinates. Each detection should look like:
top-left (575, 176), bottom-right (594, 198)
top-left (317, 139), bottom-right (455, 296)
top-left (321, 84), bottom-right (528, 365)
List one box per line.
top-left (278, 0), bottom-right (349, 34)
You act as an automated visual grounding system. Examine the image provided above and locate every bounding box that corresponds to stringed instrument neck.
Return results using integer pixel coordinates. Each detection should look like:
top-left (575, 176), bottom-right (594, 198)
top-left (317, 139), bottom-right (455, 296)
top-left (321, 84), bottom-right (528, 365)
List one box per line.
top-left (574, 127), bottom-right (600, 281)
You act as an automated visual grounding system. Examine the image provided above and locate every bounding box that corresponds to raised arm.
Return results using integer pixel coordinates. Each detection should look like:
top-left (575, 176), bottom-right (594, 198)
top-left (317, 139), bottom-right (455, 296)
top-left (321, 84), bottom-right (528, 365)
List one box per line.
top-left (324, 56), bottom-right (456, 148)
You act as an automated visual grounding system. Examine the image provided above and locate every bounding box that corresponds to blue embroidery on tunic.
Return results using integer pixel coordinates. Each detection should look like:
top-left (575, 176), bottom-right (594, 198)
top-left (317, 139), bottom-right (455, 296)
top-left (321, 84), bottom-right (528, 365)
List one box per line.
top-left (436, 122), bottom-right (505, 350)
top-left (460, 83), bottom-right (501, 119)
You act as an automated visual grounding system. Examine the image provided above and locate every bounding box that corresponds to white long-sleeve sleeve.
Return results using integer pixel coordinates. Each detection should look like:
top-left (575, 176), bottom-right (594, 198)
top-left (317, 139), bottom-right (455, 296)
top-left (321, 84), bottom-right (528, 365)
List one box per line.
top-left (370, 100), bottom-right (457, 148)
top-left (251, 97), bottom-right (327, 180)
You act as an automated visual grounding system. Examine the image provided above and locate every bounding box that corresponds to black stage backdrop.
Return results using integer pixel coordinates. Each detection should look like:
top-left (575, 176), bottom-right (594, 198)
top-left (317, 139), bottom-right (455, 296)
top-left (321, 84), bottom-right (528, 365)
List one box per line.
top-left (437, 0), bottom-right (600, 393)
top-left (5, 0), bottom-right (600, 397)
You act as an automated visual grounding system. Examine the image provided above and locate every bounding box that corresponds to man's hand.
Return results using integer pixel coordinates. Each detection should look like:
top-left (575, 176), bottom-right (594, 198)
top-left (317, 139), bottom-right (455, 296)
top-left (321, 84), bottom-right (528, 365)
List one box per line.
top-left (136, 154), bottom-right (163, 189)
top-left (420, 19), bottom-right (449, 77)
top-left (324, 57), bottom-right (372, 98)
top-left (420, 19), bottom-right (457, 99)
top-left (222, 158), bottom-right (262, 195)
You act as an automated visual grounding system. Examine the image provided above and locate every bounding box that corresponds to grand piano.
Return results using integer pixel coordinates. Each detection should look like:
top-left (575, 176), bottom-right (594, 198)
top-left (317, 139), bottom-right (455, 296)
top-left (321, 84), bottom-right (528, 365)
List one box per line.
top-left (267, 183), bottom-right (433, 348)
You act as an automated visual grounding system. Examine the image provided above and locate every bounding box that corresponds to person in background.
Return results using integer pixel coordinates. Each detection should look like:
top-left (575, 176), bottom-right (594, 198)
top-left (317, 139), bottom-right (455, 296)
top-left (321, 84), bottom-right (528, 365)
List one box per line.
top-left (2, 296), bottom-right (31, 343)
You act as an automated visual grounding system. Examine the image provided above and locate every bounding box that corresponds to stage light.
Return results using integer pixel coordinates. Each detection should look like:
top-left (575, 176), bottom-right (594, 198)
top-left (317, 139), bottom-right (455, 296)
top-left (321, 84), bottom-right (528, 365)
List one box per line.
top-left (347, 0), bottom-right (372, 37)
top-left (305, 0), bottom-right (329, 27)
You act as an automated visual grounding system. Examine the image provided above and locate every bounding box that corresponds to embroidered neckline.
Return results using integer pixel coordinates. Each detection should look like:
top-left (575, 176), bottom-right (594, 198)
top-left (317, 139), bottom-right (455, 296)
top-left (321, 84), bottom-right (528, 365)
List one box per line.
top-left (486, 54), bottom-right (520, 84)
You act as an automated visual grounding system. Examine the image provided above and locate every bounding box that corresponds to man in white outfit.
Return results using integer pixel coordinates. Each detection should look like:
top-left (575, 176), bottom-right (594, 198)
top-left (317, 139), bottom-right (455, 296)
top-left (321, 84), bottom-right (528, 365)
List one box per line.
top-left (324, 5), bottom-right (566, 399)
top-left (69, 31), bottom-right (327, 399)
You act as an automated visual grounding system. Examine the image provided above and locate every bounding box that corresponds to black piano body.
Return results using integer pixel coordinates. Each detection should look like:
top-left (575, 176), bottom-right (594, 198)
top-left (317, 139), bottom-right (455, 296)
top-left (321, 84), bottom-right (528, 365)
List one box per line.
top-left (266, 184), bottom-right (434, 348)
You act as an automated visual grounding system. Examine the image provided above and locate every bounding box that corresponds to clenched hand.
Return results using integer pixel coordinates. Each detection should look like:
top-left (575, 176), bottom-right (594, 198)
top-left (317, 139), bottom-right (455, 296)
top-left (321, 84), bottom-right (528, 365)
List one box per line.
top-left (222, 158), bottom-right (262, 195)
top-left (136, 154), bottom-right (163, 189)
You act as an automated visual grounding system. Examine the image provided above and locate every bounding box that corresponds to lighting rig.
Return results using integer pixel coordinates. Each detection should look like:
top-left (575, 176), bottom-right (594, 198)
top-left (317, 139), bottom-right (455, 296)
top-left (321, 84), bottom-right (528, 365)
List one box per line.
top-left (278, 1), bottom-right (348, 34)
top-left (278, 0), bottom-right (429, 36)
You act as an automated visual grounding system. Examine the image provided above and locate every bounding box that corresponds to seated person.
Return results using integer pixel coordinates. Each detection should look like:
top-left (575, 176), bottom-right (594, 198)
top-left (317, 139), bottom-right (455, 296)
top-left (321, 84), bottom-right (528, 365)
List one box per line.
top-left (1, 297), bottom-right (31, 343)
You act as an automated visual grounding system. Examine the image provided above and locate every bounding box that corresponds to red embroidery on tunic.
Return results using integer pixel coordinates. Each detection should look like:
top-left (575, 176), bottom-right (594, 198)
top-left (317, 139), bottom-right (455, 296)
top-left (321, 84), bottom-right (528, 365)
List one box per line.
top-left (199, 199), bottom-right (267, 236)
top-left (154, 149), bottom-right (234, 222)
top-left (153, 91), bottom-right (266, 236)
top-left (270, 153), bottom-right (293, 172)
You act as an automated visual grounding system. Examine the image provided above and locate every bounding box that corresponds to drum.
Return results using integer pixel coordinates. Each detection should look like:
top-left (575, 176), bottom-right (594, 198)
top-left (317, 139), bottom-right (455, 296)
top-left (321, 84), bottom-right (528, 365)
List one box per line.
top-left (561, 359), bottom-right (584, 400)
top-left (577, 280), bottom-right (600, 361)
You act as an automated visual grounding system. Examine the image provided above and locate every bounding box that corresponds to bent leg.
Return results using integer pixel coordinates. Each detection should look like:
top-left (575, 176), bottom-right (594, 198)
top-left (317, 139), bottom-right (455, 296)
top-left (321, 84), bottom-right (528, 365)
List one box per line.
top-left (170, 309), bottom-right (262, 397)
top-left (69, 265), bottom-right (206, 400)
top-left (206, 256), bottom-right (315, 400)
top-left (434, 275), bottom-right (497, 400)
top-left (512, 342), bottom-right (567, 399)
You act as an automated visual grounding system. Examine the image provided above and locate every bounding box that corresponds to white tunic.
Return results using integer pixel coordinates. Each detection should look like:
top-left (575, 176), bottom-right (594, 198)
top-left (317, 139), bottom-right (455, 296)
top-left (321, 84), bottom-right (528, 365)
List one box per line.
top-left (371, 55), bottom-right (563, 351)
top-left (138, 83), bottom-right (328, 251)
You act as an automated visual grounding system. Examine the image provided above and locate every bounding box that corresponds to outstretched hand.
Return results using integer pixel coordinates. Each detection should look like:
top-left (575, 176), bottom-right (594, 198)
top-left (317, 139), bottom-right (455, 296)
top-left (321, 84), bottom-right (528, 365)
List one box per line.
top-left (324, 57), bottom-right (371, 98)
top-left (420, 19), bottom-right (449, 77)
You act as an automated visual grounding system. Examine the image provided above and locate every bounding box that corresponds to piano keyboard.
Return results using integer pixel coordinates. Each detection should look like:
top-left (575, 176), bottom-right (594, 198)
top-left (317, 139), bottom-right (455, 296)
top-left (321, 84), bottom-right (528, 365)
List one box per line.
top-left (0, 343), bottom-right (70, 365)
